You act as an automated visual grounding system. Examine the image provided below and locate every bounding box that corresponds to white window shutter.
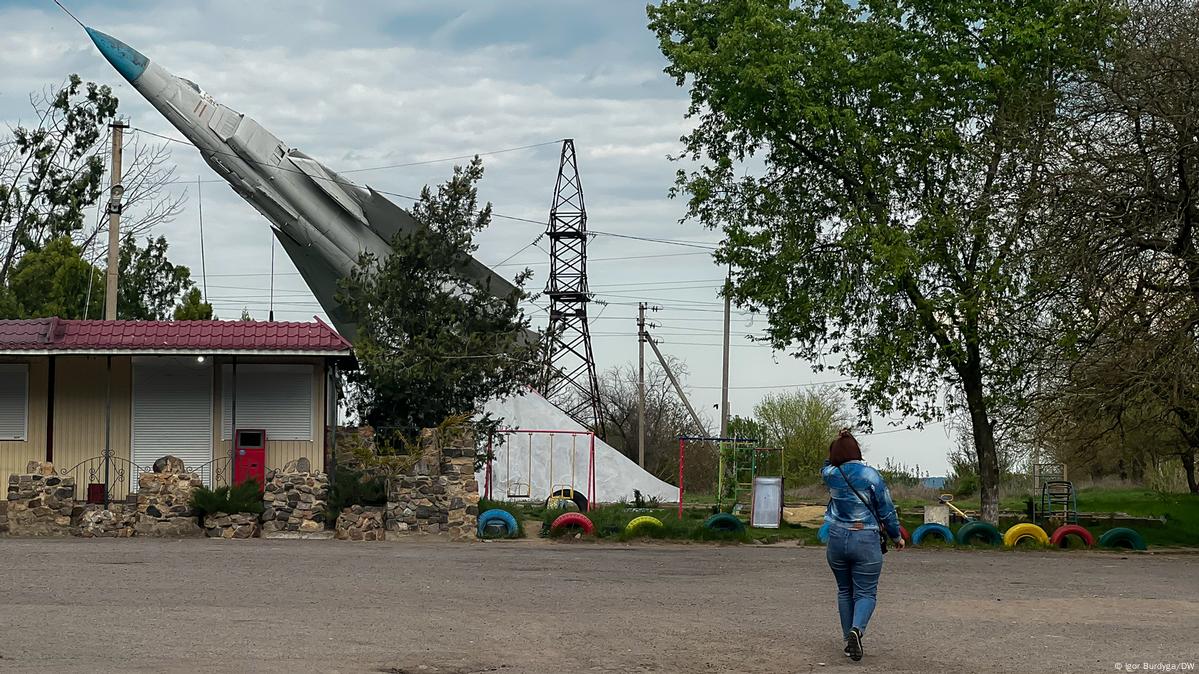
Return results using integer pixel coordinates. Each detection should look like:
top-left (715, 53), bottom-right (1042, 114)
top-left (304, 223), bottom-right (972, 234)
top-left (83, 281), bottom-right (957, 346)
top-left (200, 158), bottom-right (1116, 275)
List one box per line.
top-left (0, 364), bottom-right (28, 441)
top-left (222, 364), bottom-right (313, 441)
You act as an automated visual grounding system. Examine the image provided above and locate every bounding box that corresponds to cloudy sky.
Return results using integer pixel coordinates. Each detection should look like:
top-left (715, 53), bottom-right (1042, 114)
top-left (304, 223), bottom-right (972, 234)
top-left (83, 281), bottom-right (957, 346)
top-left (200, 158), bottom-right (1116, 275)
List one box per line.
top-left (0, 0), bottom-right (954, 473)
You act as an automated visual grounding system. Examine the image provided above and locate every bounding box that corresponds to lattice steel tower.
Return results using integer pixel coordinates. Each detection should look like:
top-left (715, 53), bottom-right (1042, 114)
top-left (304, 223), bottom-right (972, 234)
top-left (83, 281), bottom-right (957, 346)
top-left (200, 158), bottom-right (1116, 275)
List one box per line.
top-left (541, 139), bottom-right (602, 433)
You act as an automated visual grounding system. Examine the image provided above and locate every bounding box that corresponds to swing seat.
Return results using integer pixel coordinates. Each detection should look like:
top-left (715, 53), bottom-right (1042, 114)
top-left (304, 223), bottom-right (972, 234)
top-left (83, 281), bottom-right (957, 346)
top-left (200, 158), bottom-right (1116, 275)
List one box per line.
top-left (506, 481), bottom-right (531, 499)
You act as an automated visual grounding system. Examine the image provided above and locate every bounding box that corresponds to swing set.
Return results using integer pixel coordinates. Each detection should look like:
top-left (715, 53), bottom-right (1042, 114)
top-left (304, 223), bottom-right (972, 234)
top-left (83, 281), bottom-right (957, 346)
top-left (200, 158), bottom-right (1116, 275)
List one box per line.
top-left (482, 429), bottom-right (596, 512)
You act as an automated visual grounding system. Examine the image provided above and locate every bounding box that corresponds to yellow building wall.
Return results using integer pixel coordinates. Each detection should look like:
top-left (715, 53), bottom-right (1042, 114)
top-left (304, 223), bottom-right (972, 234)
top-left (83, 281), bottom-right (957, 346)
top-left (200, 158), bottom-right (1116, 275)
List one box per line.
top-left (0, 357), bottom-right (49, 497)
top-left (51, 356), bottom-right (133, 500)
top-left (211, 358), bottom-right (326, 475)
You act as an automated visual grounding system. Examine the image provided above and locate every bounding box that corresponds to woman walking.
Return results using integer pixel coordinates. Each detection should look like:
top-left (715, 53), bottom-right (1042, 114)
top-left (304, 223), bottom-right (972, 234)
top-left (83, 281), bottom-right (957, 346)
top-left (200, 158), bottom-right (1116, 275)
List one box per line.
top-left (822, 428), bottom-right (904, 661)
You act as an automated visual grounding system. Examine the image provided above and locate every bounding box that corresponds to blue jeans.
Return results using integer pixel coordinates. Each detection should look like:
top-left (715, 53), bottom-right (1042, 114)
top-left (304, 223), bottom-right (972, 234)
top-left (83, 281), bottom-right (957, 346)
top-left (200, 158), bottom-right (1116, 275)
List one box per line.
top-left (825, 525), bottom-right (884, 638)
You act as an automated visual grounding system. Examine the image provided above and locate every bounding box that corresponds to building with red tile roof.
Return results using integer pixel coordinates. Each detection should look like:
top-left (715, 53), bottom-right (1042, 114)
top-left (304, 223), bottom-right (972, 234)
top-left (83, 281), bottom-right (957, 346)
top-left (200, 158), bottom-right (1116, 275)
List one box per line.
top-left (0, 318), bottom-right (352, 496)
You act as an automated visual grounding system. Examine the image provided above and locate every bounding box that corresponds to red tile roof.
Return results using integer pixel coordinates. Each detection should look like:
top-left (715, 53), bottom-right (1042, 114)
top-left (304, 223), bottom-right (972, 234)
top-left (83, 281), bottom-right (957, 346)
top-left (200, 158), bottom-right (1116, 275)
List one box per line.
top-left (0, 317), bottom-right (352, 354)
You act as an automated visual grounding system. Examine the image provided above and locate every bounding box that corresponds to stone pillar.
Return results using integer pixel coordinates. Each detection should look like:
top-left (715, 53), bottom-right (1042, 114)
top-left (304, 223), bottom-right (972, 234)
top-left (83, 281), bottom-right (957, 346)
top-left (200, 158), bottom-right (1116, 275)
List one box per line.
top-left (385, 425), bottom-right (480, 541)
top-left (134, 457), bottom-right (203, 537)
top-left (6, 462), bottom-right (76, 537)
top-left (261, 458), bottom-right (329, 536)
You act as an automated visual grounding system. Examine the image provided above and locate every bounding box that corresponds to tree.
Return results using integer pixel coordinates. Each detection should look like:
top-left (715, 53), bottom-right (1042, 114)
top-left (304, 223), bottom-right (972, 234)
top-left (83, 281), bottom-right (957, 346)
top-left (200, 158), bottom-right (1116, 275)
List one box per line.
top-left (118, 235), bottom-right (193, 320)
top-left (173, 287), bottom-right (214, 320)
top-left (0, 76), bottom-right (184, 286)
top-left (0, 233), bottom-right (194, 321)
top-left (0, 76), bottom-right (114, 284)
top-left (1035, 0), bottom-right (1199, 493)
top-left (2, 236), bottom-right (103, 319)
top-left (752, 388), bottom-right (852, 485)
top-left (339, 158), bottom-right (540, 439)
top-left (648, 0), bottom-right (1119, 523)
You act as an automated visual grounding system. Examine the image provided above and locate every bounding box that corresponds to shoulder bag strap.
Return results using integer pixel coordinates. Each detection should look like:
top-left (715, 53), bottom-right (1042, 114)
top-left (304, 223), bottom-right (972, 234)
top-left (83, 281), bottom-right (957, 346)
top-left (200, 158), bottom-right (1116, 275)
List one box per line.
top-left (836, 464), bottom-right (883, 529)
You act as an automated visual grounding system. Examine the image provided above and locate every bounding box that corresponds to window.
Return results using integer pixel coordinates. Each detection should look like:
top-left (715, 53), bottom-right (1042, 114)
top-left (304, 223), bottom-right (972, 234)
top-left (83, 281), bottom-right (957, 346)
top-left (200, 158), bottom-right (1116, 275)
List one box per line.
top-left (0, 364), bottom-right (28, 441)
top-left (222, 364), bottom-right (313, 441)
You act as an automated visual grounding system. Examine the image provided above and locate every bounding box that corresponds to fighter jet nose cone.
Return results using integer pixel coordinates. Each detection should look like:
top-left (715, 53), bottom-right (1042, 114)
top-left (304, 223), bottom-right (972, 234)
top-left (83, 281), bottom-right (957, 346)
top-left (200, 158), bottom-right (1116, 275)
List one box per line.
top-left (86, 27), bottom-right (149, 83)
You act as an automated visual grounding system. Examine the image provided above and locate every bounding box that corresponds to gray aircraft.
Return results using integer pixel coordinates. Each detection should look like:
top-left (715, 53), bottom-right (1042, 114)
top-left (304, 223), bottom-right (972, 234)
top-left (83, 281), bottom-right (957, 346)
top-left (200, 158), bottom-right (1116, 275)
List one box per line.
top-left (84, 27), bottom-right (517, 341)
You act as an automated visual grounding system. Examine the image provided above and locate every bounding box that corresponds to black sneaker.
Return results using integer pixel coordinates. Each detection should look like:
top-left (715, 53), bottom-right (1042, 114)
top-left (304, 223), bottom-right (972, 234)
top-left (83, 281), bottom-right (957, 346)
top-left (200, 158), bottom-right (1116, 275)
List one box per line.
top-left (846, 627), bottom-right (863, 661)
top-left (843, 641), bottom-right (852, 657)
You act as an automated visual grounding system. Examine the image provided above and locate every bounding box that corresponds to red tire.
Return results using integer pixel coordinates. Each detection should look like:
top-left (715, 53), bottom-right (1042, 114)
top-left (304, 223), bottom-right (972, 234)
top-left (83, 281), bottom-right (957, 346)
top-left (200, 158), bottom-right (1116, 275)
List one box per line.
top-left (1050, 524), bottom-right (1095, 548)
top-left (898, 525), bottom-right (910, 542)
top-left (550, 512), bottom-right (595, 535)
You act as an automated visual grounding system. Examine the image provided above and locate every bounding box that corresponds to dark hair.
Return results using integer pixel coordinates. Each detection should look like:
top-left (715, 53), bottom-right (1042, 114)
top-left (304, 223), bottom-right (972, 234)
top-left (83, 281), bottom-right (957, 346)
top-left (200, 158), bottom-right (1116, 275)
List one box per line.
top-left (828, 428), bottom-right (863, 466)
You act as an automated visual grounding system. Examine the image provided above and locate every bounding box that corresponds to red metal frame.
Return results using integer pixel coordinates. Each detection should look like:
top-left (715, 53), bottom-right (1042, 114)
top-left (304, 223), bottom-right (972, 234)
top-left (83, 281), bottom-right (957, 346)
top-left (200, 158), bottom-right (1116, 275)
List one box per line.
top-left (487, 429), bottom-right (596, 511)
top-left (678, 437), bottom-right (685, 520)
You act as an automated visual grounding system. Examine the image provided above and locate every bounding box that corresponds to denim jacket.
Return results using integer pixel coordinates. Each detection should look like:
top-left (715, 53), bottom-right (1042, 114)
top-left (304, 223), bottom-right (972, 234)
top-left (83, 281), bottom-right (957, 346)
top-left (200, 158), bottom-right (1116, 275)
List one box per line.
top-left (822, 460), bottom-right (902, 540)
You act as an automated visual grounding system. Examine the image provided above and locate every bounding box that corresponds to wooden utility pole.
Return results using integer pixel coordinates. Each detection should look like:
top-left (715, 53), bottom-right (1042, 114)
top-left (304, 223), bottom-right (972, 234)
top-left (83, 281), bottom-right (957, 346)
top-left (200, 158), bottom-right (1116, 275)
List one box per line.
top-left (720, 273), bottom-right (732, 438)
top-left (104, 122), bottom-right (128, 320)
top-left (637, 302), bottom-right (647, 468)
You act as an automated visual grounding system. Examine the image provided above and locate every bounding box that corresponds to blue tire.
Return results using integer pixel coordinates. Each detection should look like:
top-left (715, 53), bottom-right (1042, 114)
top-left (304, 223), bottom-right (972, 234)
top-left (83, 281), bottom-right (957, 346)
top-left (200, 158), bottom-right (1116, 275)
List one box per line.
top-left (818, 522), bottom-right (830, 543)
top-left (912, 523), bottom-right (954, 545)
top-left (477, 509), bottom-right (519, 539)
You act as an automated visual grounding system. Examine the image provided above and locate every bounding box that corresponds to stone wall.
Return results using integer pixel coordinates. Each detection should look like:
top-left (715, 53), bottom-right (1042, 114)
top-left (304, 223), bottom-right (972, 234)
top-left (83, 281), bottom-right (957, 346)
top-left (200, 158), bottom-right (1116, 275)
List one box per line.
top-left (203, 512), bottom-right (259, 539)
top-left (0, 499), bottom-right (8, 534)
top-left (134, 458), bottom-right (203, 537)
top-left (385, 426), bottom-right (480, 540)
top-left (78, 504), bottom-right (136, 538)
top-left (6, 462), bottom-right (77, 537)
top-left (262, 459), bottom-right (329, 535)
top-left (335, 505), bottom-right (385, 541)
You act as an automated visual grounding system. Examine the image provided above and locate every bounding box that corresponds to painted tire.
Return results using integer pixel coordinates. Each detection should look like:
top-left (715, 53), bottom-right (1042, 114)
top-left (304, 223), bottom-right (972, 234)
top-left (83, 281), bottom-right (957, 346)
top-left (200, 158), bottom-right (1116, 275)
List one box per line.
top-left (550, 512), bottom-right (595, 535)
top-left (1049, 524), bottom-right (1095, 548)
top-left (625, 515), bottom-right (664, 536)
top-left (898, 525), bottom-right (910, 542)
top-left (1098, 527), bottom-right (1147, 551)
top-left (956, 521), bottom-right (1004, 546)
top-left (476, 509), bottom-right (519, 538)
top-left (703, 513), bottom-right (746, 532)
top-left (911, 523), bottom-right (954, 545)
top-left (1003, 523), bottom-right (1050, 547)
top-left (548, 489), bottom-right (589, 512)
top-left (818, 522), bottom-right (830, 543)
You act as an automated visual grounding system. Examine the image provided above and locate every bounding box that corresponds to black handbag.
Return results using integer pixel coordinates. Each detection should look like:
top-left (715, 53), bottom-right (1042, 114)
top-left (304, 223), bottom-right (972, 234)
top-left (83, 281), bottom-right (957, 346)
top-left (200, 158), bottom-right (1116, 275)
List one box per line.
top-left (836, 464), bottom-right (888, 555)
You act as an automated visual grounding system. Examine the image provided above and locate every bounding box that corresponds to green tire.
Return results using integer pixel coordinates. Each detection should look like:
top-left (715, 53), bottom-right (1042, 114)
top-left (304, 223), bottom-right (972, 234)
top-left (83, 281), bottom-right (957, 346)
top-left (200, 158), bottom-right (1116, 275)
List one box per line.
top-left (703, 513), bottom-right (746, 532)
top-left (956, 521), bottom-right (1003, 546)
top-left (1098, 527), bottom-right (1147, 551)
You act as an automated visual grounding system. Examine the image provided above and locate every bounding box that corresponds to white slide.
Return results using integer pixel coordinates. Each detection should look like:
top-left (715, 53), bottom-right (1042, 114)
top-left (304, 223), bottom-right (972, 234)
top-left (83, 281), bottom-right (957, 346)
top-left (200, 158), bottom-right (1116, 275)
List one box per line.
top-left (478, 391), bottom-right (678, 504)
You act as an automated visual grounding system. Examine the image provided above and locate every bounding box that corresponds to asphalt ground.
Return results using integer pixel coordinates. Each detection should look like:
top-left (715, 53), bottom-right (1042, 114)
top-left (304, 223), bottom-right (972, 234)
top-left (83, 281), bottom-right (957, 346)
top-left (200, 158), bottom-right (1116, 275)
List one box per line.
top-left (0, 537), bottom-right (1196, 673)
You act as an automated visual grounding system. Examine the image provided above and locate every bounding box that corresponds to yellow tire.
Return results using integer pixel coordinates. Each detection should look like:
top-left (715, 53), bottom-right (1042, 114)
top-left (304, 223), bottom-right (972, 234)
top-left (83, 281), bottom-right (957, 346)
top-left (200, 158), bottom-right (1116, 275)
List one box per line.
top-left (625, 515), bottom-right (665, 536)
top-left (1003, 523), bottom-right (1049, 547)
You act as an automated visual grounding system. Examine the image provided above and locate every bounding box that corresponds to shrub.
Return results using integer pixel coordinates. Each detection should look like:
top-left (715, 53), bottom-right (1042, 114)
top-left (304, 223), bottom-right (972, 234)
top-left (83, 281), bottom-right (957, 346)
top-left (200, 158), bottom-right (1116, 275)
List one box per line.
top-left (191, 481), bottom-right (265, 520)
top-left (326, 467), bottom-right (388, 515)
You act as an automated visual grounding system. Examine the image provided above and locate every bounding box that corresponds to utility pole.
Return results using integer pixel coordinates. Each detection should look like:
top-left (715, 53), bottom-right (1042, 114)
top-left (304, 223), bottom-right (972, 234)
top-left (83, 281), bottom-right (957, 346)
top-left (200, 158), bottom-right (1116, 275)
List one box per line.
top-left (644, 329), bottom-right (707, 438)
top-left (720, 273), bottom-right (732, 438)
top-left (104, 122), bottom-right (128, 320)
top-left (637, 302), bottom-right (647, 468)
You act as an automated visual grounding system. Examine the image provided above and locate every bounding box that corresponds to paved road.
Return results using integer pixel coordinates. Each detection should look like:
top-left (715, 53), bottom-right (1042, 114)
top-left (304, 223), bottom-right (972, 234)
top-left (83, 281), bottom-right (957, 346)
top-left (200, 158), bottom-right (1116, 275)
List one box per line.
top-left (0, 538), bottom-right (1196, 673)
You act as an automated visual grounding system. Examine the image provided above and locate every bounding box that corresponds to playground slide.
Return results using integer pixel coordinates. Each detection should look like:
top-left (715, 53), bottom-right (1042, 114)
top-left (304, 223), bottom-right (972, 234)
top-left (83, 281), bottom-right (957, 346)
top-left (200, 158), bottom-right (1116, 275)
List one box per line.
top-left (478, 391), bottom-right (678, 504)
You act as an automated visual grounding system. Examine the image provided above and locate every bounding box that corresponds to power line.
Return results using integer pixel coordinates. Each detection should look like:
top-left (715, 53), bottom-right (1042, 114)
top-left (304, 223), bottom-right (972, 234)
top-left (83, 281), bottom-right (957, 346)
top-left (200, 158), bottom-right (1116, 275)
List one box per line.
top-left (587, 229), bottom-right (720, 250)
